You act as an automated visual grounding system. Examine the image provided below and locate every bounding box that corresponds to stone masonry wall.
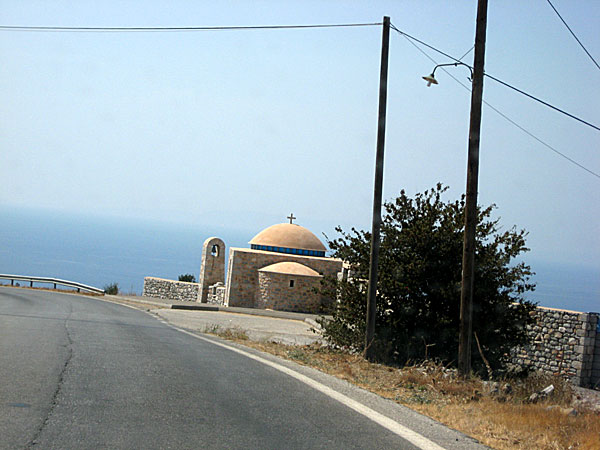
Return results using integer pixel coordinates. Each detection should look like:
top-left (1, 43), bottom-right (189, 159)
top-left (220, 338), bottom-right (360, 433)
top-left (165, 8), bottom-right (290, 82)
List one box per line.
top-left (510, 306), bottom-right (599, 387)
top-left (224, 248), bottom-right (343, 309)
top-left (257, 271), bottom-right (322, 313)
top-left (142, 277), bottom-right (199, 302)
top-left (592, 320), bottom-right (600, 388)
top-left (207, 282), bottom-right (226, 305)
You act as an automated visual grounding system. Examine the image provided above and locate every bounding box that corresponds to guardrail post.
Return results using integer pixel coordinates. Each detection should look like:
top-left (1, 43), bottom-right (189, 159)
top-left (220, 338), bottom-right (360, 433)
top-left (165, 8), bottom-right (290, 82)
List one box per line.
top-left (30, 281), bottom-right (33, 287)
top-left (54, 283), bottom-right (57, 289)
top-left (11, 279), bottom-right (14, 286)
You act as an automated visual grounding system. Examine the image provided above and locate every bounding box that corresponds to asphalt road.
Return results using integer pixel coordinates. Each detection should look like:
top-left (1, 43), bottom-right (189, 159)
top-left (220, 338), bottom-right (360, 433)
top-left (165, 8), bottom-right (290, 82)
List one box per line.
top-left (0, 288), bottom-right (487, 449)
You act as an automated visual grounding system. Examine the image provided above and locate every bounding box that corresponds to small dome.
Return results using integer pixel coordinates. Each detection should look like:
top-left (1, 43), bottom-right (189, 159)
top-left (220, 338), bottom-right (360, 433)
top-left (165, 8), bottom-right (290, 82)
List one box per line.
top-left (249, 223), bottom-right (326, 253)
top-left (258, 262), bottom-right (322, 277)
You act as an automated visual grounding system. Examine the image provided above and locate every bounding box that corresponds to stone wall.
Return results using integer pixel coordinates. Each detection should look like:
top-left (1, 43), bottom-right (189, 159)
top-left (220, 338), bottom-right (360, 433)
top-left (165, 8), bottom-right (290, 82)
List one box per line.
top-left (257, 271), bottom-right (322, 313)
top-left (510, 306), bottom-right (599, 387)
top-left (593, 328), bottom-right (600, 388)
top-left (142, 277), bottom-right (199, 302)
top-left (207, 282), bottom-right (226, 305)
top-left (224, 248), bottom-right (343, 309)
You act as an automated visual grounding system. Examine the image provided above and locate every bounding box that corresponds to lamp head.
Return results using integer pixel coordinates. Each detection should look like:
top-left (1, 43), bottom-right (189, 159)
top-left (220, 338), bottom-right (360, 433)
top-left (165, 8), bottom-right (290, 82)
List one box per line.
top-left (422, 73), bottom-right (438, 87)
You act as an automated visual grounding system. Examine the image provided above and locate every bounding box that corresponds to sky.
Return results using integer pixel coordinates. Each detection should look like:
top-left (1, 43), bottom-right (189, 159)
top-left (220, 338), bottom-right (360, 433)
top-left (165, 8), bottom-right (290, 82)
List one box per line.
top-left (1, 1), bottom-right (599, 272)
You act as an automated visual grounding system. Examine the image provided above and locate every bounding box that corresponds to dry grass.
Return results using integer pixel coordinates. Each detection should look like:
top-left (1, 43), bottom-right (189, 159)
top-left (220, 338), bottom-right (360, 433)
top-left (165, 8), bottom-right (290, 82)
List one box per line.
top-left (203, 324), bottom-right (249, 341)
top-left (415, 399), bottom-right (600, 450)
top-left (202, 332), bottom-right (600, 450)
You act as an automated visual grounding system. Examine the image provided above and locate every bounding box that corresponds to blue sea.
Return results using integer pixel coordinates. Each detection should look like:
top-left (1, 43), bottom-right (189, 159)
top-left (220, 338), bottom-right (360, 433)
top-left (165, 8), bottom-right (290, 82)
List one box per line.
top-left (0, 208), bottom-right (249, 295)
top-left (1, 207), bottom-right (598, 313)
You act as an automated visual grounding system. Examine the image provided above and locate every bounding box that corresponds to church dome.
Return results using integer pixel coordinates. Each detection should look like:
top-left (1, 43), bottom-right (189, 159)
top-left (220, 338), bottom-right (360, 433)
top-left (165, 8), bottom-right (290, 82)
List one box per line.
top-left (258, 262), bottom-right (322, 277)
top-left (249, 223), bottom-right (326, 257)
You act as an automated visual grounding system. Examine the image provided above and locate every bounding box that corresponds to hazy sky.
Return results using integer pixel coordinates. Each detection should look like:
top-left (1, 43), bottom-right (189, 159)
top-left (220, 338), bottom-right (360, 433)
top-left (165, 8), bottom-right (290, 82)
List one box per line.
top-left (1, 1), bottom-right (599, 269)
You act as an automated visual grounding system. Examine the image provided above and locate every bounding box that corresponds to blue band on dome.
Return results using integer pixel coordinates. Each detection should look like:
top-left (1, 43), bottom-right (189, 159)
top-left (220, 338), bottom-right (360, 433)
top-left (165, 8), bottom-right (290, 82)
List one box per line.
top-left (251, 244), bottom-right (324, 257)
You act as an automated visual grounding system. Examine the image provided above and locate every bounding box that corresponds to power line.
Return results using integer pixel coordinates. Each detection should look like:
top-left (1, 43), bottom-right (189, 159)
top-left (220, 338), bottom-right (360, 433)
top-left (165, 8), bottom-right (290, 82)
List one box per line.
top-left (458, 45), bottom-right (474, 62)
top-left (2, 19), bottom-right (597, 178)
top-left (389, 23), bottom-right (600, 133)
top-left (389, 24), bottom-right (462, 64)
top-left (545, 0), bottom-right (600, 72)
top-left (483, 73), bottom-right (600, 132)
top-left (0, 23), bottom-right (380, 32)
top-left (4, 21), bottom-right (596, 131)
top-left (393, 24), bottom-right (600, 181)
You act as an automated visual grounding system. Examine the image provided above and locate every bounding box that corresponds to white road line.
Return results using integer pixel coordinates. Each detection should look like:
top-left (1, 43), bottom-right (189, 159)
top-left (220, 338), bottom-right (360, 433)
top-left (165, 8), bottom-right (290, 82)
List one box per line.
top-left (173, 326), bottom-right (446, 450)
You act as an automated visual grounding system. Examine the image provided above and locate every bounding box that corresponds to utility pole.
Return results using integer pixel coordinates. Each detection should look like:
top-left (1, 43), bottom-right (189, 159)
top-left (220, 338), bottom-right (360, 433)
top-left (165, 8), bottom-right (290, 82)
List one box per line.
top-left (458, 0), bottom-right (488, 377)
top-left (365, 16), bottom-right (390, 361)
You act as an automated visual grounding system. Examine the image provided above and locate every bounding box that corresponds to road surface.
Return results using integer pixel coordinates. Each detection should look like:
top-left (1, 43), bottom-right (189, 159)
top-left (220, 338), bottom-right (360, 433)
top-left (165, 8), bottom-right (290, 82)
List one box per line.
top-left (0, 288), bottom-right (486, 449)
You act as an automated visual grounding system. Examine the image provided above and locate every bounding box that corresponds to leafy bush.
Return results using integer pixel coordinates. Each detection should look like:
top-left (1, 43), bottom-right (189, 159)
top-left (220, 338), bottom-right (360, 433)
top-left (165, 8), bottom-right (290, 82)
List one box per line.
top-left (319, 184), bottom-right (536, 376)
top-left (104, 282), bottom-right (119, 295)
top-left (178, 274), bottom-right (196, 283)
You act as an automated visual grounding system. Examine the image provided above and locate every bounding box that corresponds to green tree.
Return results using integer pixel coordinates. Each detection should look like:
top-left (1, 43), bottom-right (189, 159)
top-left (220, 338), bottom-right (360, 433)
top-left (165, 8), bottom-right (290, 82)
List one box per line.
top-left (320, 184), bottom-right (536, 375)
top-left (178, 274), bottom-right (196, 283)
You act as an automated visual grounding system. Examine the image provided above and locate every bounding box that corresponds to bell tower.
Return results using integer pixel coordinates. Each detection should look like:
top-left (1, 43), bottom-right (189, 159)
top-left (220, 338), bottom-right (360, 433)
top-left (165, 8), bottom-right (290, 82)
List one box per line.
top-left (198, 237), bottom-right (225, 303)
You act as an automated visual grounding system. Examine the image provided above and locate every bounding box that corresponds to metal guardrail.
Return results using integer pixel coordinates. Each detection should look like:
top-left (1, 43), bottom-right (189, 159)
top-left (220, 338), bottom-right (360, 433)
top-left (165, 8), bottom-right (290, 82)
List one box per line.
top-left (0, 274), bottom-right (105, 294)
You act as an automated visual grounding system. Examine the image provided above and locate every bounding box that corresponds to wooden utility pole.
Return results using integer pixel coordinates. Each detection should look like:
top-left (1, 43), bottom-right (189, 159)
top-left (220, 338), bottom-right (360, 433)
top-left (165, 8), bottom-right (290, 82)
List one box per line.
top-left (458, 0), bottom-right (488, 377)
top-left (365, 16), bottom-right (390, 361)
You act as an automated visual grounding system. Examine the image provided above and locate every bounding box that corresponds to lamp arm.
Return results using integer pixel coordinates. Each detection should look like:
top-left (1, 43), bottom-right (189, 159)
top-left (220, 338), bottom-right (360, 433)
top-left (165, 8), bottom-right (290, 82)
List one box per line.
top-left (431, 62), bottom-right (474, 80)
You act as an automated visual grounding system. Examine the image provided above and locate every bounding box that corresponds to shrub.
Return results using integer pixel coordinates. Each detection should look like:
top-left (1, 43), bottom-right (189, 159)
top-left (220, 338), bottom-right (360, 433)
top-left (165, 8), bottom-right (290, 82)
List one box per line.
top-left (178, 274), bottom-right (196, 283)
top-left (320, 183), bottom-right (536, 376)
top-left (104, 282), bottom-right (119, 295)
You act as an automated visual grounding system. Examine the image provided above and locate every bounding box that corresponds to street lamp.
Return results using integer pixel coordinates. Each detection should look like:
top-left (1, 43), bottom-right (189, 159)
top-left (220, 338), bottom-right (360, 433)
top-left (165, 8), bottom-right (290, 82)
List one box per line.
top-left (422, 62), bottom-right (473, 87)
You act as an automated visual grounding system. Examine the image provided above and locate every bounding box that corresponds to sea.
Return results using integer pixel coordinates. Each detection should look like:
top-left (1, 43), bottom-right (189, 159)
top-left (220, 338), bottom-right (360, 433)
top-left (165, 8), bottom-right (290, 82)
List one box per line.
top-left (1, 207), bottom-right (598, 313)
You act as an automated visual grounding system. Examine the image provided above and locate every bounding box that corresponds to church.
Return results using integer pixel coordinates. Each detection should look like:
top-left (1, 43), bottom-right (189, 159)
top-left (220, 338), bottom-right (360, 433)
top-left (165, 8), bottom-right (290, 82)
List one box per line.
top-left (198, 215), bottom-right (343, 314)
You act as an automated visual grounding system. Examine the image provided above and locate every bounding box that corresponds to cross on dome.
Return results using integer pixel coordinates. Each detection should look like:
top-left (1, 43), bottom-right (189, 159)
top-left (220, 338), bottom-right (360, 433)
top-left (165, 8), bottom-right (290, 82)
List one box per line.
top-left (287, 213), bottom-right (296, 224)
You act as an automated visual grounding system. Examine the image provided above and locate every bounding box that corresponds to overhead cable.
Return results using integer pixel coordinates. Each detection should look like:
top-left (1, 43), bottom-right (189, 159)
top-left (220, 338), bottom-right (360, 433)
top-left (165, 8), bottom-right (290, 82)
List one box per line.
top-left (2, 19), bottom-right (597, 178)
top-left (0, 23), bottom-right (381, 32)
top-left (394, 24), bottom-right (600, 180)
top-left (458, 45), bottom-right (474, 62)
top-left (483, 73), bottom-right (600, 132)
top-left (389, 24), bottom-right (600, 133)
top-left (546, 0), bottom-right (600, 72)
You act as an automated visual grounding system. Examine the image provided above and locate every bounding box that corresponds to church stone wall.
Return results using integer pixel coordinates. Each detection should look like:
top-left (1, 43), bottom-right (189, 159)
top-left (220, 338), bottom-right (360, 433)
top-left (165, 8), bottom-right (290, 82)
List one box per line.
top-left (224, 248), bottom-right (342, 310)
top-left (142, 277), bottom-right (199, 302)
top-left (510, 306), bottom-right (599, 387)
top-left (257, 272), bottom-right (322, 313)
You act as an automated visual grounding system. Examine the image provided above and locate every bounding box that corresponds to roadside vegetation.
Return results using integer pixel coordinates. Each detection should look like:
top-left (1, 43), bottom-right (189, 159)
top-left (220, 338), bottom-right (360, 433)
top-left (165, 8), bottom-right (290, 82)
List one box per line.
top-left (203, 324), bottom-right (248, 340)
top-left (319, 184), bottom-right (536, 375)
top-left (103, 282), bottom-right (119, 295)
